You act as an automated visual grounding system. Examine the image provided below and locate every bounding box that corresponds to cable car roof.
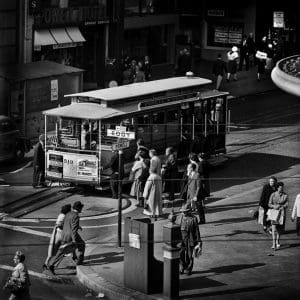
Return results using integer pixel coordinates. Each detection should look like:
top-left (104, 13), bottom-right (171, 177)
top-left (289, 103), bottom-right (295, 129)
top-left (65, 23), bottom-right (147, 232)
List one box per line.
top-left (43, 89), bottom-right (229, 120)
top-left (43, 103), bottom-right (123, 120)
top-left (65, 76), bottom-right (212, 101)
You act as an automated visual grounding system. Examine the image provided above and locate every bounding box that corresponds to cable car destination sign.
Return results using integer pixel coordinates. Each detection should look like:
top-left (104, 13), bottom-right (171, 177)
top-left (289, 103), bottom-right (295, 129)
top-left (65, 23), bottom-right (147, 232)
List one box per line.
top-left (107, 126), bottom-right (135, 139)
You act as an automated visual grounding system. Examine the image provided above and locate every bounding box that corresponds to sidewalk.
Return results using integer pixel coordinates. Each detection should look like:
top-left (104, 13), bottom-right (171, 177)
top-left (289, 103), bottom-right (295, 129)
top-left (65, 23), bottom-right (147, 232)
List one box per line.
top-left (193, 60), bottom-right (277, 98)
top-left (77, 166), bottom-right (300, 299)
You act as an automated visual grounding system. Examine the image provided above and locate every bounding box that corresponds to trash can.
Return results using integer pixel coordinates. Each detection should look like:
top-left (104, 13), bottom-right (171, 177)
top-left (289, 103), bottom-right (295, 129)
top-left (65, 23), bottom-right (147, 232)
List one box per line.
top-left (124, 217), bottom-right (163, 294)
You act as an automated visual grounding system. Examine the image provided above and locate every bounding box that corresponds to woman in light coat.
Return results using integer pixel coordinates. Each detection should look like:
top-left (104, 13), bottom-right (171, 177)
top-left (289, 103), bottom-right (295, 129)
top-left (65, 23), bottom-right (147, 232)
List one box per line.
top-left (43, 204), bottom-right (71, 269)
top-left (143, 166), bottom-right (163, 220)
top-left (268, 182), bottom-right (288, 250)
top-left (130, 155), bottom-right (148, 206)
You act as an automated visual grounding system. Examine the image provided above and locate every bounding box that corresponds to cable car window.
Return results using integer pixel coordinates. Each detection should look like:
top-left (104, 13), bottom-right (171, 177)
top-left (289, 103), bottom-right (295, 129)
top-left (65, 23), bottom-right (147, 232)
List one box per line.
top-left (167, 110), bottom-right (179, 122)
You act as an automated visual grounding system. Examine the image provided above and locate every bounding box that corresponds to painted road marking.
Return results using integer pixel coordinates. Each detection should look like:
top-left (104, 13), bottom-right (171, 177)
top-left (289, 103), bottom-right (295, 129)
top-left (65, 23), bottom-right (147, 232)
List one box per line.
top-left (2, 197), bottom-right (139, 223)
top-left (21, 223), bottom-right (122, 229)
top-left (9, 161), bottom-right (32, 174)
top-left (0, 222), bottom-right (51, 238)
top-left (0, 264), bottom-right (53, 280)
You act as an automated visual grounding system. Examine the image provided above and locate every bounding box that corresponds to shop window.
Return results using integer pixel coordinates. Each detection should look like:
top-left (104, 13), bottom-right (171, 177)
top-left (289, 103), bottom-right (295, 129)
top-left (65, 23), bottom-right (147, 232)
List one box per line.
top-left (207, 22), bottom-right (243, 47)
top-left (124, 26), bottom-right (169, 64)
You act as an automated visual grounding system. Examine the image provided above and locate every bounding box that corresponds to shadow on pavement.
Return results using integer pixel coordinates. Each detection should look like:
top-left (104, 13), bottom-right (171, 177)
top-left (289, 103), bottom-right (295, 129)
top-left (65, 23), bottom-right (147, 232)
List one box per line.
top-left (179, 285), bottom-right (270, 298)
top-left (208, 216), bottom-right (254, 225)
top-left (180, 276), bottom-right (225, 291)
top-left (211, 152), bottom-right (300, 193)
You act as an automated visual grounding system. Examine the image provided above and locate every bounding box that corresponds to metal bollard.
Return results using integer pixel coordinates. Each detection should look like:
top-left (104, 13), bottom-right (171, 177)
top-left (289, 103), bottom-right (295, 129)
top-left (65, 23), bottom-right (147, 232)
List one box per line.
top-left (163, 214), bottom-right (181, 300)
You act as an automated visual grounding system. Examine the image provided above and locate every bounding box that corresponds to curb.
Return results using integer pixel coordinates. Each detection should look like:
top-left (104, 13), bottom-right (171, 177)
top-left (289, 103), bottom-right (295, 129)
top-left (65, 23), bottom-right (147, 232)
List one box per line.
top-left (76, 236), bottom-right (161, 300)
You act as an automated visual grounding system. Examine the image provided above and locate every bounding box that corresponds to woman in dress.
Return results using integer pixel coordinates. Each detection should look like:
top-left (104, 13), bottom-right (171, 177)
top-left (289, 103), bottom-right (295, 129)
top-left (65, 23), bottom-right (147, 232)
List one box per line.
top-left (7, 250), bottom-right (31, 300)
top-left (226, 46), bottom-right (239, 82)
top-left (143, 166), bottom-right (163, 220)
top-left (130, 154), bottom-right (149, 206)
top-left (43, 204), bottom-right (71, 269)
top-left (268, 182), bottom-right (288, 250)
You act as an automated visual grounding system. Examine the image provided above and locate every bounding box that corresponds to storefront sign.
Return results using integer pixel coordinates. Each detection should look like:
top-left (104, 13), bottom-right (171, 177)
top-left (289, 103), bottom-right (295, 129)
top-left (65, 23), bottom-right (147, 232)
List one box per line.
top-left (53, 43), bottom-right (78, 49)
top-left (213, 24), bottom-right (243, 45)
top-left (34, 6), bottom-right (109, 27)
top-left (47, 152), bottom-right (63, 178)
top-left (273, 11), bottom-right (284, 28)
top-left (50, 79), bottom-right (58, 101)
top-left (207, 10), bottom-right (225, 17)
top-left (129, 233), bottom-right (141, 249)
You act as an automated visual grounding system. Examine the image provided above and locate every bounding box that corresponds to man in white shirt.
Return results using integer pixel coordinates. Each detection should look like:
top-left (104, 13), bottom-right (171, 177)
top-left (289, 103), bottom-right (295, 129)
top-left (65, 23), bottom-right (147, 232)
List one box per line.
top-left (291, 193), bottom-right (300, 236)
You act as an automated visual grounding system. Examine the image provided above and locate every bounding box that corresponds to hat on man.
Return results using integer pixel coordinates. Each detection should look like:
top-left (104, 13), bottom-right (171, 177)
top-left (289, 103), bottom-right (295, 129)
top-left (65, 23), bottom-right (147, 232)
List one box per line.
top-left (232, 46), bottom-right (238, 52)
top-left (73, 201), bottom-right (84, 211)
top-left (180, 203), bottom-right (192, 213)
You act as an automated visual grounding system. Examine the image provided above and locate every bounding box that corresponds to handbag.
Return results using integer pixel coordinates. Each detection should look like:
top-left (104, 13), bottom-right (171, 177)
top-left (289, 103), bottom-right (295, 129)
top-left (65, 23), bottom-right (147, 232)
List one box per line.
top-left (267, 209), bottom-right (280, 222)
top-left (3, 277), bottom-right (25, 293)
top-left (258, 207), bottom-right (264, 225)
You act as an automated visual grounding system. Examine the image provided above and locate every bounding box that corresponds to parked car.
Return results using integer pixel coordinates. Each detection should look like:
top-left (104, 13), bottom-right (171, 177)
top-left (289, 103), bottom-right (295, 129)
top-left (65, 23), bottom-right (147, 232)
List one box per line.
top-left (0, 115), bottom-right (31, 163)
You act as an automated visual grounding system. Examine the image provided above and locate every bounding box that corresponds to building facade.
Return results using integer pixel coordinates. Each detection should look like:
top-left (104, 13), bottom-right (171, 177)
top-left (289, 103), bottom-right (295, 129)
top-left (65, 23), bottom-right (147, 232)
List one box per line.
top-left (26, 0), bottom-right (111, 88)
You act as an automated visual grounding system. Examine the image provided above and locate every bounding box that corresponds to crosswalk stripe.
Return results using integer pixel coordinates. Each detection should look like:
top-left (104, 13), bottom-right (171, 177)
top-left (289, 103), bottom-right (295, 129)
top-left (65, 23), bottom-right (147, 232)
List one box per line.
top-left (0, 264), bottom-right (52, 279)
top-left (0, 223), bottom-right (51, 238)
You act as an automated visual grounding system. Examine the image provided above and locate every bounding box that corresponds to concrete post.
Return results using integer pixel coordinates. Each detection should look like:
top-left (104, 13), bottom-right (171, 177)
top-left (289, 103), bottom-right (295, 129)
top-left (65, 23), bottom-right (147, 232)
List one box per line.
top-left (163, 215), bottom-right (181, 300)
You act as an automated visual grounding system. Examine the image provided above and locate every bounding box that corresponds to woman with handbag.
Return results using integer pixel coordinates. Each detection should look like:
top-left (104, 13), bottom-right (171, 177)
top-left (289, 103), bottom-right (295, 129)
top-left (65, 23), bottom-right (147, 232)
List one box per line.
top-left (43, 204), bottom-right (72, 270)
top-left (268, 182), bottom-right (288, 250)
top-left (4, 250), bottom-right (31, 300)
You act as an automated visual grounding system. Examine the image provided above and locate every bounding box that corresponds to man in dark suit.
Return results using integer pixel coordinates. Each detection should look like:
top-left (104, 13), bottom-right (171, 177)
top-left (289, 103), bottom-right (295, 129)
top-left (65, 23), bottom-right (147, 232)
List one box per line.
top-left (239, 34), bottom-right (250, 71)
top-left (178, 203), bottom-right (202, 275)
top-left (109, 151), bottom-right (125, 199)
top-left (259, 176), bottom-right (277, 231)
top-left (48, 201), bottom-right (85, 275)
top-left (212, 54), bottom-right (227, 90)
top-left (32, 134), bottom-right (46, 188)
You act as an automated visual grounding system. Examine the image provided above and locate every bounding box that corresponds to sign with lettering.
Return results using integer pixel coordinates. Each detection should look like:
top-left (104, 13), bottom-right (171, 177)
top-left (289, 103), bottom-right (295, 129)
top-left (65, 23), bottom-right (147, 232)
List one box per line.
top-left (50, 79), bottom-right (58, 101)
top-left (129, 233), bottom-right (141, 249)
top-left (34, 6), bottom-right (109, 27)
top-left (111, 140), bottom-right (130, 151)
top-left (47, 151), bottom-right (63, 178)
top-left (273, 11), bottom-right (284, 28)
top-left (207, 9), bottom-right (225, 17)
top-left (107, 129), bottom-right (135, 140)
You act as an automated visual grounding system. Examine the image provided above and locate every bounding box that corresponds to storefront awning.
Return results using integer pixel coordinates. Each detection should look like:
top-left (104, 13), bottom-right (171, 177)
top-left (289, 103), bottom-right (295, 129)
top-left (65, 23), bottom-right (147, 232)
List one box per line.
top-left (66, 27), bottom-right (86, 43)
top-left (34, 27), bottom-right (86, 50)
top-left (50, 28), bottom-right (73, 44)
top-left (34, 29), bottom-right (57, 47)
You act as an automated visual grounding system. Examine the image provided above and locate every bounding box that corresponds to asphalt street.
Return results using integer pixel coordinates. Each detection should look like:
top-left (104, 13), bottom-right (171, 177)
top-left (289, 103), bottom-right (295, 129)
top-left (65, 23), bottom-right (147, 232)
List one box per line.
top-left (0, 89), bottom-right (299, 299)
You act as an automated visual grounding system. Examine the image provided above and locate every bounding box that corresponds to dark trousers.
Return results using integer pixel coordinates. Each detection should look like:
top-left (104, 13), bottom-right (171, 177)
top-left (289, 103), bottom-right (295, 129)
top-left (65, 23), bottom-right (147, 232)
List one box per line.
top-left (49, 236), bottom-right (85, 268)
top-left (110, 173), bottom-right (119, 198)
top-left (32, 166), bottom-right (45, 187)
top-left (180, 245), bottom-right (194, 272)
top-left (239, 53), bottom-right (249, 70)
top-left (297, 217), bottom-right (300, 236)
top-left (195, 199), bottom-right (206, 224)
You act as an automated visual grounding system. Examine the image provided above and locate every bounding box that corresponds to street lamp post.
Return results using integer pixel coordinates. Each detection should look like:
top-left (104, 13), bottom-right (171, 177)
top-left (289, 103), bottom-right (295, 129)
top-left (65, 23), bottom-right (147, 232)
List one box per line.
top-left (118, 149), bottom-right (123, 247)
